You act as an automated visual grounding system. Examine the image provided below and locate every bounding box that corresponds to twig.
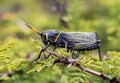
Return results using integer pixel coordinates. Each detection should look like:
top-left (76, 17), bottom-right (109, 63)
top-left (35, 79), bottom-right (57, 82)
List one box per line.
top-left (45, 50), bottom-right (119, 83)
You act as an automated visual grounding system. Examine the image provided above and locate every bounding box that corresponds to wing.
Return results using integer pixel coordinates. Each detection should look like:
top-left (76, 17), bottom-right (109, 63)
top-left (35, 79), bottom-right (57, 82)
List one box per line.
top-left (60, 32), bottom-right (99, 47)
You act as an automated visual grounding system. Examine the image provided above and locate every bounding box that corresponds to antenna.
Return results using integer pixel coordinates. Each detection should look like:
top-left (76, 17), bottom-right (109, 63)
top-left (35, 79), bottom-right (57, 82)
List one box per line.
top-left (20, 17), bottom-right (42, 35)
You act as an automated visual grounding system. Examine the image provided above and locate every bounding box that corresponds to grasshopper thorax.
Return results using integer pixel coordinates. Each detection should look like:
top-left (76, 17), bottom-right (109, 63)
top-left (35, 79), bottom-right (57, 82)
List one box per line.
top-left (40, 30), bottom-right (62, 45)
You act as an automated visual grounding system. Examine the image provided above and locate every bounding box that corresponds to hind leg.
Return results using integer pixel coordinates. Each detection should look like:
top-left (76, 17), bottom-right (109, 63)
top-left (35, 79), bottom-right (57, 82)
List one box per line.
top-left (98, 47), bottom-right (102, 61)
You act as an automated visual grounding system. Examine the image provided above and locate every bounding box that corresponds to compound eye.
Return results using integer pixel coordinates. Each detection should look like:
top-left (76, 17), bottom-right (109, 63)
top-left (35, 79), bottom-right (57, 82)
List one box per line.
top-left (41, 32), bottom-right (46, 39)
top-left (43, 32), bottom-right (46, 36)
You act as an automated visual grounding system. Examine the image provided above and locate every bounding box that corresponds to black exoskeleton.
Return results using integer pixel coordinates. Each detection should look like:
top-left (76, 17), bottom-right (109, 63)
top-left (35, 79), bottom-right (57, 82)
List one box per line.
top-left (22, 19), bottom-right (102, 62)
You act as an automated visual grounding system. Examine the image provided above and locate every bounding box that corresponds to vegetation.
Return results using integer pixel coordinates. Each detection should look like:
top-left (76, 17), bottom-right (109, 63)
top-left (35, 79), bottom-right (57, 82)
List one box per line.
top-left (0, 0), bottom-right (120, 83)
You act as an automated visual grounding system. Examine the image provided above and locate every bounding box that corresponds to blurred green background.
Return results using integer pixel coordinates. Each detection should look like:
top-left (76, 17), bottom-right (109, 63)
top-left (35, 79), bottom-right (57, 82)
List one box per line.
top-left (0, 0), bottom-right (120, 83)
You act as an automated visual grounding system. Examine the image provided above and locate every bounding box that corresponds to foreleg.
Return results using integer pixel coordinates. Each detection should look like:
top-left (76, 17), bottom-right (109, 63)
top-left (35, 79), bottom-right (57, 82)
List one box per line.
top-left (32, 44), bottom-right (52, 63)
top-left (98, 47), bottom-right (102, 61)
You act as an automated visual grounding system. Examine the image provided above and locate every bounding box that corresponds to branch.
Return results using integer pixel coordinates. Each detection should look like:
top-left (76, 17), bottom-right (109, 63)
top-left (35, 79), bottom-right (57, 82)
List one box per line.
top-left (45, 50), bottom-right (119, 83)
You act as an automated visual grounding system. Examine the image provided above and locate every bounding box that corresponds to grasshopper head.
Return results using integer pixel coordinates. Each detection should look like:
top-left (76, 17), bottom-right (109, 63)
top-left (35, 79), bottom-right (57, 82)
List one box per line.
top-left (40, 32), bottom-right (49, 45)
